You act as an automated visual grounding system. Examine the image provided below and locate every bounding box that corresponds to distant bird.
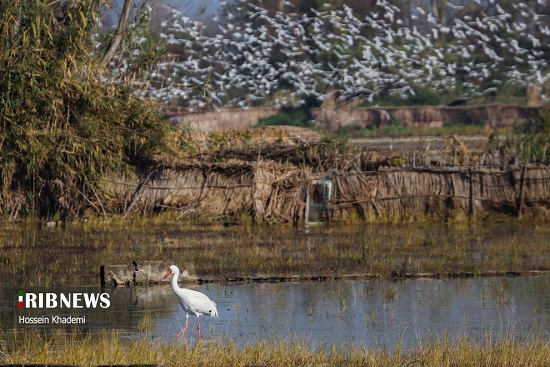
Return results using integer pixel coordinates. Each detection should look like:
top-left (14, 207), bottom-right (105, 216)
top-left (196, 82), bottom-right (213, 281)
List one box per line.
top-left (161, 265), bottom-right (218, 339)
top-left (45, 221), bottom-right (57, 229)
top-left (447, 97), bottom-right (472, 106)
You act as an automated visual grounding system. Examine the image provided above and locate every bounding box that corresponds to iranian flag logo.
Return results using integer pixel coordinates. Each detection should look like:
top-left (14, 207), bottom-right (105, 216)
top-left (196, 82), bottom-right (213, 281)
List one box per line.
top-left (18, 290), bottom-right (23, 308)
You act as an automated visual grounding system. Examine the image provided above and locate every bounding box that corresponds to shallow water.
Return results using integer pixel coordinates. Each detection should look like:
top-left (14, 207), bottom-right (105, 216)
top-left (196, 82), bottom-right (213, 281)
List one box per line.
top-left (2, 275), bottom-right (549, 349)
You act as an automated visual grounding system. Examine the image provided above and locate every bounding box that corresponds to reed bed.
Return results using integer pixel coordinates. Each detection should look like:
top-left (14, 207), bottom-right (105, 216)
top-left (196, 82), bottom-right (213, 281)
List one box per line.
top-left (3, 331), bottom-right (550, 367)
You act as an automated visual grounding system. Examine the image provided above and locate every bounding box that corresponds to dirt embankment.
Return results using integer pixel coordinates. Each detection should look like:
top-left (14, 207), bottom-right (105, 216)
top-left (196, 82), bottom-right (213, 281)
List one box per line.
top-left (165, 105), bottom-right (542, 132)
top-left (164, 106), bottom-right (278, 132)
top-left (312, 105), bottom-right (541, 130)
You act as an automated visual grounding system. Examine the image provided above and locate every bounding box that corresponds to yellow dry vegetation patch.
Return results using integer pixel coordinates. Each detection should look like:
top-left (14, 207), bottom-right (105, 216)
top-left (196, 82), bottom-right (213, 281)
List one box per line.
top-left (5, 332), bottom-right (550, 367)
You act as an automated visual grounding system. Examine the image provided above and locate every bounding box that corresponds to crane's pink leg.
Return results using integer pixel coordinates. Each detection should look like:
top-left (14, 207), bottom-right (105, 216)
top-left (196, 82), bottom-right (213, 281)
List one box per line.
top-left (197, 315), bottom-right (201, 339)
top-left (176, 314), bottom-right (189, 338)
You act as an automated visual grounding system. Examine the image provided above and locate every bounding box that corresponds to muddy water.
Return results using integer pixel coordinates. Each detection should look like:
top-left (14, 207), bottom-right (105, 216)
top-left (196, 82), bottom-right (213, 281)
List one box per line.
top-left (2, 275), bottom-right (549, 349)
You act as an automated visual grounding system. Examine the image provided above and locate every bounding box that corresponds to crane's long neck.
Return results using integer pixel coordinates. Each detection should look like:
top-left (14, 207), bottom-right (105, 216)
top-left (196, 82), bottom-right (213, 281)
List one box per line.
top-left (171, 270), bottom-right (181, 291)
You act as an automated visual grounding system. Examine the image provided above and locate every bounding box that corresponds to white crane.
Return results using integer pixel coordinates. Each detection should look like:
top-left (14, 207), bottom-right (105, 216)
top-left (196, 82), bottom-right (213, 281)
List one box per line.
top-left (161, 265), bottom-right (218, 339)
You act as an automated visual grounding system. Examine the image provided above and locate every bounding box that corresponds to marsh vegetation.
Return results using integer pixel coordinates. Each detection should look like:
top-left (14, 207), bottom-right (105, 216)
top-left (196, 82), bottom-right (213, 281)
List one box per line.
top-left (0, 218), bottom-right (548, 287)
top-left (3, 331), bottom-right (550, 367)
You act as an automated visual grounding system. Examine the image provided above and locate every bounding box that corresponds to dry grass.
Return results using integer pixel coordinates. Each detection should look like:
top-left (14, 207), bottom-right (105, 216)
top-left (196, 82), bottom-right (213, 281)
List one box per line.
top-left (3, 331), bottom-right (550, 367)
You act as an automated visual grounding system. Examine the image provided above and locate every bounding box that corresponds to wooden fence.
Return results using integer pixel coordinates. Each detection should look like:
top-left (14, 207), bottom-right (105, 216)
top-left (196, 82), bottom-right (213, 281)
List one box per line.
top-left (330, 164), bottom-right (549, 221)
top-left (112, 163), bottom-right (550, 223)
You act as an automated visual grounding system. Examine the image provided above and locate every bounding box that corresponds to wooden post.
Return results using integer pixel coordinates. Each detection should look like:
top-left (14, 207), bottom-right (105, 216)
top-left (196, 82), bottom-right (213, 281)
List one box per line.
top-left (517, 164), bottom-right (527, 218)
top-left (124, 169), bottom-right (157, 217)
top-left (468, 168), bottom-right (474, 218)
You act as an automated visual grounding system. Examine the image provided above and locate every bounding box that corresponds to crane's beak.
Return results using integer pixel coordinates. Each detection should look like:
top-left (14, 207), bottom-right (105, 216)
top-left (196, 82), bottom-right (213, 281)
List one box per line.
top-left (161, 268), bottom-right (172, 282)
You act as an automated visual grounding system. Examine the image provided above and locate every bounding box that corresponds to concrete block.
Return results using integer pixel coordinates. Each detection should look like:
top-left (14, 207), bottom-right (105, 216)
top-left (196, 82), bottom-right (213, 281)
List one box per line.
top-left (101, 261), bottom-right (197, 287)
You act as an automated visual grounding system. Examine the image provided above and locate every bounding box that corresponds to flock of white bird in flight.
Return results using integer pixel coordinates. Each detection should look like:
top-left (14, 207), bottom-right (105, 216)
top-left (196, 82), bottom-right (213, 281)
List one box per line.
top-left (116, 0), bottom-right (549, 109)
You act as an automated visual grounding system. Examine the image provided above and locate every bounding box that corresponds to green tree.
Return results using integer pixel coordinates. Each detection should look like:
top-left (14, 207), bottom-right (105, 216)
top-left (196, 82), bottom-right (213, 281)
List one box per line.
top-left (0, 0), bottom-right (169, 218)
